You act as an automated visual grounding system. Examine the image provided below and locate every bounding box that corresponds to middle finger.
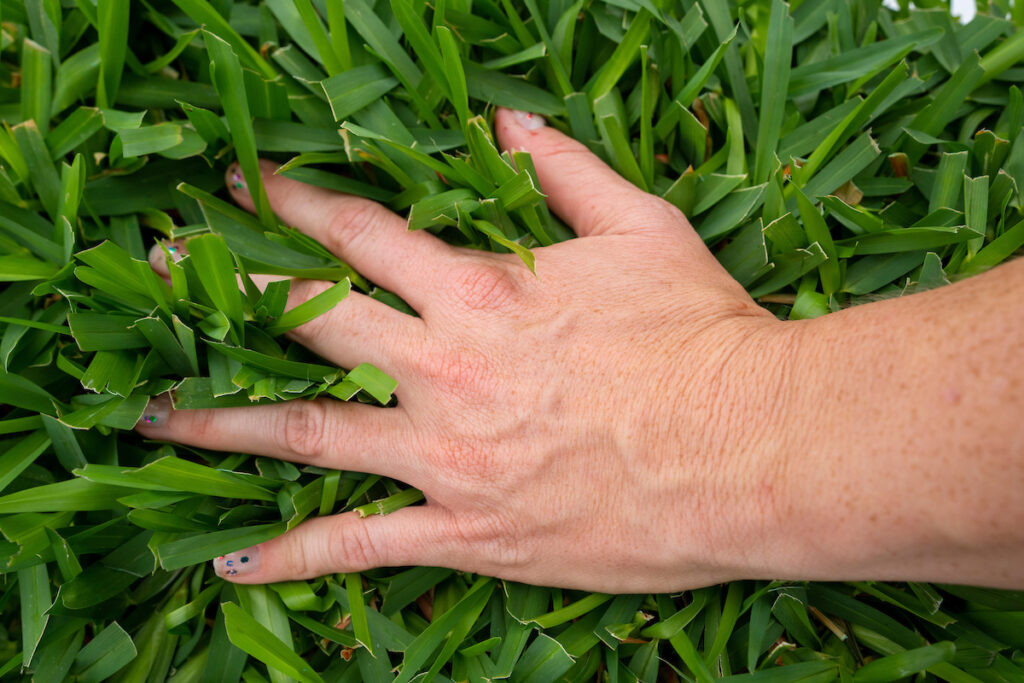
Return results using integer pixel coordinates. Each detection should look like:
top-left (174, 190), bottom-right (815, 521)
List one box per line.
top-left (136, 395), bottom-right (424, 484)
top-left (285, 280), bottom-right (425, 383)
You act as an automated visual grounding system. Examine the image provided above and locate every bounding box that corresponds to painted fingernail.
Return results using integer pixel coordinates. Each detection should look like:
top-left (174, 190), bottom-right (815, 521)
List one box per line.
top-left (136, 394), bottom-right (172, 429)
top-left (227, 163), bottom-right (246, 190)
top-left (511, 109), bottom-right (546, 130)
top-left (147, 240), bottom-right (187, 273)
top-left (214, 547), bottom-right (260, 579)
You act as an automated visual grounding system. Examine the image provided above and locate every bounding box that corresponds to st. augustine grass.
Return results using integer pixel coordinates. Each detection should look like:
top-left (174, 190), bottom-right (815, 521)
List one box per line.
top-left (1, 0), bottom-right (1024, 680)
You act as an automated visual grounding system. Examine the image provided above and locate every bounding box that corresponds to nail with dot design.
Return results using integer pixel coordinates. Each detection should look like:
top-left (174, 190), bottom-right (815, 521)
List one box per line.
top-left (147, 240), bottom-right (188, 279)
top-left (228, 163), bottom-right (246, 190)
top-left (510, 109), bottom-right (546, 130)
top-left (135, 394), bottom-right (172, 429)
top-left (214, 547), bottom-right (260, 579)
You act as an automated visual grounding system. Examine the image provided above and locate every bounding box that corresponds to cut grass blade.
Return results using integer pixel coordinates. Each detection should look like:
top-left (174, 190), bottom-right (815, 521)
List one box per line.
top-left (21, 39), bottom-right (52, 132)
top-left (205, 30), bottom-right (277, 230)
top-left (96, 0), bottom-right (129, 108)
top-left (292, 0), bottom-right (344, 76)
top-left (265, 279), bottom-right (350, 336)
top-left (753, 0), bottom-right (793, 185)
top-left (223, 601), bottom-right (325, 683)
top-left (1, 2), bottom-right (1023, 681)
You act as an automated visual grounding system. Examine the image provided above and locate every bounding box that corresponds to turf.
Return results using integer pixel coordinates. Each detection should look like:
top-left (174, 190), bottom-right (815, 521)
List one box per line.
top-left (0, 0), bottom-right (1023, 681)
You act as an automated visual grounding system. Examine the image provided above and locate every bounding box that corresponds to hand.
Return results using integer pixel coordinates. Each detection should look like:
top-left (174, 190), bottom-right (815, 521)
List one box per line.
top-left (138, 108), bottom-right (800, 592)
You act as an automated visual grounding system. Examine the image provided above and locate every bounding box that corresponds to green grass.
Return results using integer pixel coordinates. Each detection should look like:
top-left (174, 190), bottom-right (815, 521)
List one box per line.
top-left (1, 0), bottom-right (1024, 681)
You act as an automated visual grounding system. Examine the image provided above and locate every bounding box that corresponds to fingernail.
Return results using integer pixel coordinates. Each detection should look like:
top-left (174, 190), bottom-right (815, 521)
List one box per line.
top-left (214, 547), bottom-right (260, 579)
top-left (227, 163), bottom-right (246, 190)
top-left (147, 240), bottom-right (187, 273)
top-left (136, 394), bottom-right (172, 429)
top-left (511, 109), bottom-right (546, 130)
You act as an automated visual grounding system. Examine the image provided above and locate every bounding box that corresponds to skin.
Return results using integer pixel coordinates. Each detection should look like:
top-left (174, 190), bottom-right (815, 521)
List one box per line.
top-left (138, 108), bottom-right (1024, 591)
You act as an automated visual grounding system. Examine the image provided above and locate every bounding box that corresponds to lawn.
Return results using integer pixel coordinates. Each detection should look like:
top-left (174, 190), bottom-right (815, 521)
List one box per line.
top-left (0, 0), bottom-right (1023, 680)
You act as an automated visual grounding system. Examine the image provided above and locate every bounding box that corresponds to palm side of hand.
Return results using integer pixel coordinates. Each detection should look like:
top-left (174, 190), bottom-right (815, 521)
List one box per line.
top-left (140, 108), bottom-right (795, 592)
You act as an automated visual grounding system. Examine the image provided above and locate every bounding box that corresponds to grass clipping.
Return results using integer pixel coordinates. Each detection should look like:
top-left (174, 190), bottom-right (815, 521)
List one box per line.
top-left (1, 0), bottom-right (1024, 681)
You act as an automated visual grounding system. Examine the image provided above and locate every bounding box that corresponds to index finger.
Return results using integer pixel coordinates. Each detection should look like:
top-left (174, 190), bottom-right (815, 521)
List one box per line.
top-left (493, 108), bottom-right (687, 238)
top-left (228, 160), bottom-right (454, 312)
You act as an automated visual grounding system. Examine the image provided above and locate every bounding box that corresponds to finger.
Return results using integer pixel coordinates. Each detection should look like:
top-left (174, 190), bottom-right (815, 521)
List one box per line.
top-left (147, 239), bottom-right (186, 283)
top-left (135, 395), bottom-right (417, 481)
top-left (147, 241), bottom-right (418, 379)
top-left (285, 280), bottom-right (424, 372)
top-left (148, 239), bottom-right (286, 291)
top-left (212, 507), bottom-right (455, 583)
top-left (493, 107), bottom-right (685, 237)
top-left (227, 160), bottom-right (452, 310)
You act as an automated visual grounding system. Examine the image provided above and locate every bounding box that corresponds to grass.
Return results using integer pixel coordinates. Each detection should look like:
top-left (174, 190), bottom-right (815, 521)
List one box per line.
top-left (1, 0), bottom-right (1024, 680)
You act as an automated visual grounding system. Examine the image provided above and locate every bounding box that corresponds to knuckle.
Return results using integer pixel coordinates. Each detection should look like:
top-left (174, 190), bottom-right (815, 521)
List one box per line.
top-left (606, 194), bottom-right (683, 234)
top-left (280, 400), bottom-right (329, 462)
top-left (456, 512), bottom-right (530, 571)
top-left (448, 263), bottom-right (520, 313)
top-left (328, 519), bottom-right (381, 570)
top-left (650, 196), bottom-right (687, 225)
top-left (420, 346), bottom-right (496, 398)
top-left (289, 534), bottom-right (315, 578)
top-left (326, 199), bottom-right (385, 252)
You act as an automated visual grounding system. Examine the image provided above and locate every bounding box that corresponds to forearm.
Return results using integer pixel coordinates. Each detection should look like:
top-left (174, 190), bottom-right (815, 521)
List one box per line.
top-left (773, 258), bottom-right (1024, 587)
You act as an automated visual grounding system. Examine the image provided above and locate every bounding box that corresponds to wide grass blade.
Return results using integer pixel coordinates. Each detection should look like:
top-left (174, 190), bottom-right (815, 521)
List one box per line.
top-left (753, 0), bottom-right (793, 185)
top-left (185, 233), bottom-right (246, 345)
top-left (96, 0), bottom-right (129, 108)
top-left (223, 601), bottom-right (325, 683)
top-left (74, 622), bottom-right (137, 682)
top-left (205, 30), bottom-right (276, 229)
top-left (1, 1), bottom-right (1023, 681)
top-left (20, 39), bottom-right (52, 132)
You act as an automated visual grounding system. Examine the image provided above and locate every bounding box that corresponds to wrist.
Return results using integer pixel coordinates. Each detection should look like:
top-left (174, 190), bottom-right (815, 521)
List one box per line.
top-left (705, 312), bottom-right (871, 583)
top-left (748, 296), bottom-right (1020, 585)
top-left (669, 263), bottom-right (1024, 588)
top-left (738, 313), bottom-right (838, 581)
top-left (675, 313), bottom-right (813, 582)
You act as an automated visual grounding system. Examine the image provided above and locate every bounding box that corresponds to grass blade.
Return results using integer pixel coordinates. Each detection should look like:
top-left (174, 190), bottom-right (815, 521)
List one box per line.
top-left (223, 601), bottom-right (325, 683)
top-left (21, 39), bottom-right (52, 132)
top-left (17, 564), bottom-right (51, 668)
top-left (96, 0), bottom-right (129, 108)
top-left (205, 30), bottom-right (276, 229)
top-left (754, 0), bottom-right (793, 185)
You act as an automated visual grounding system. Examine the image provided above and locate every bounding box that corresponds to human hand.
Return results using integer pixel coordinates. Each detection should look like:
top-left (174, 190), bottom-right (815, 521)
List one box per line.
top-left (138, 108), bottom-right (801, 592)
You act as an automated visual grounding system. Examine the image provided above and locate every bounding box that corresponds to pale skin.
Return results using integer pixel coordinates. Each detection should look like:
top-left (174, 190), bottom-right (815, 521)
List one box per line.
top-left (138, 108), bottom-right (1024, 591)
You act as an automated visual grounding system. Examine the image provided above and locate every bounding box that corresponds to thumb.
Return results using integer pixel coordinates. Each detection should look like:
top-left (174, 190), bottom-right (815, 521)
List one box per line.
top-left (494, 107), bottom-right (682, 237)
top-left (213, 507), bottom-right (452, 583)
